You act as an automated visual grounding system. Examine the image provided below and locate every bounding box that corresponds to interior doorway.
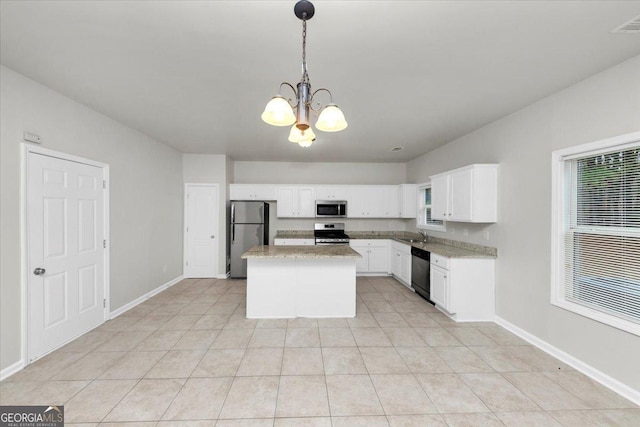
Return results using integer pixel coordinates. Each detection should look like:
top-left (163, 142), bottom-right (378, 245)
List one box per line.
top-left (25, 145), bottom-right (109, 362)
top-left (183, 183), bottom-right (219, 278)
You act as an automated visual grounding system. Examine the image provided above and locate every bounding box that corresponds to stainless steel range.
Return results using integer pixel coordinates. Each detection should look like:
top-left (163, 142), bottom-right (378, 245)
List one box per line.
top-left (314, 223), bottom-right (350, 245)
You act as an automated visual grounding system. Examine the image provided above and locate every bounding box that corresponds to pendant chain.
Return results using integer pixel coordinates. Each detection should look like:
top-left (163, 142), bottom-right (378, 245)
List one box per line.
top-left (301, 19), bottom-right (310, 85)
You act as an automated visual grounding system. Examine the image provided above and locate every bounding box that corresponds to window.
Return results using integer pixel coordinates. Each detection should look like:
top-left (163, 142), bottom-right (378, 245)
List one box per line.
top-left (551, 132), bottom-right (640, 336)
top-left (417, 182), bottom-right (445, 231)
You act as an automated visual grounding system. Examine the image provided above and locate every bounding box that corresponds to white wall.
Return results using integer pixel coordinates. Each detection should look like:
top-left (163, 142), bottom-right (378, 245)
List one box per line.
top-left (182, 154), bottom-right (232, 275)
top-left (234, 161), bottom-right (408, 238)
top-left (234, 161), bottom-right (406, 184)
top-left (0, 66), bottom-right (184, 371)
top-left (406, 55), bottom-right (640, 392)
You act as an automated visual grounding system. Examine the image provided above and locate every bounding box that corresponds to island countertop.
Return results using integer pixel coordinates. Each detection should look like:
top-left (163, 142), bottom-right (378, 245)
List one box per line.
top-left (242, 245), bottom-right (362, 259)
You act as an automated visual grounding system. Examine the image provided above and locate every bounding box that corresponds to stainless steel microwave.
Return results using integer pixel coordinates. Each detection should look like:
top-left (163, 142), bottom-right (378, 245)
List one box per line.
top-left (315, 200), bottom-right (347, 218)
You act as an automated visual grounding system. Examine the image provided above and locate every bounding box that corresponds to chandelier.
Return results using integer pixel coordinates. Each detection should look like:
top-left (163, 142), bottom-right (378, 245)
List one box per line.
top-left (261, 0), bottom-right (348, 148)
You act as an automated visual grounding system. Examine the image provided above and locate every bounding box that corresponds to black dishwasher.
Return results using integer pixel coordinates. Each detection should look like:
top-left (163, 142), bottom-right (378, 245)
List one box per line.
top-left (411, 247), bottom-right (434, 304)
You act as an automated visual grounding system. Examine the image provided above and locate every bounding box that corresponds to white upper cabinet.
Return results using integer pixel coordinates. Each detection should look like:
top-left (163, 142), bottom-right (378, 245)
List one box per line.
top-left (398, 184), bottom-right (417, 218)
top-left (316, 186), bottom-right (348, 201)
top-left (276, 186), bottom-right (316, 218)
top-left (430, 164), bottom-right (498, 223)
top-left (230, 184), bottom-right (276, 201)
top-left (347, 186), bottom-right (399, 218)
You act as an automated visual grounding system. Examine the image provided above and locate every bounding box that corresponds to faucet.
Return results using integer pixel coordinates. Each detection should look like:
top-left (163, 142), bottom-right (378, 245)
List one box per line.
top-left (418, 230), bottom-right (428, 242)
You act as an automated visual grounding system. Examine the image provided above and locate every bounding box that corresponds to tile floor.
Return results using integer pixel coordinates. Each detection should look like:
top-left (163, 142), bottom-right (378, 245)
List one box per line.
top-left (1, 276), bottom-right (638, 426)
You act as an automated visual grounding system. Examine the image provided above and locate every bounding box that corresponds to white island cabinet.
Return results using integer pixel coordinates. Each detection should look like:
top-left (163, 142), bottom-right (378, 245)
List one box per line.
top-left (242, 245), bottom-right (361, 318)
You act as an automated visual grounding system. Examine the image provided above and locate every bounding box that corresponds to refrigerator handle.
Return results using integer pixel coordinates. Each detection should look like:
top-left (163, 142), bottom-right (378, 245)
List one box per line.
top-left (232, 224), bottom-right (235, 243)
top-left (231, 202), bottom-right (235, 224)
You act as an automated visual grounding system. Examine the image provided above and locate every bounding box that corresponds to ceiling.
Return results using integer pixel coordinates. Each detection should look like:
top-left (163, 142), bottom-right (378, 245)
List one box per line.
top-left (1, 1), bottom-right (640, 163)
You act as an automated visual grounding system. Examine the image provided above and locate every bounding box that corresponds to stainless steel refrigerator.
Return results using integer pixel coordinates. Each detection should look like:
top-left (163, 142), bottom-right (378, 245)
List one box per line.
top-left (230, 201), bottom-right (269, 278)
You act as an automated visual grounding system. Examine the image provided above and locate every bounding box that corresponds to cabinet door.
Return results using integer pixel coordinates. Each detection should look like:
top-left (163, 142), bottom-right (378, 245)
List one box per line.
top-left (399, 252), bottom-right (412, 284)
top-left (382, 186), bottom-right (400, 217)
top-left (316, 186), bottom-right (347, 200)
top-left (347, 187), bottom-right (368, 218)
top-left (351, 246), bottom-right (369, 272)
top-left (230, 184), bottom-right (255, 200)
top-left (297, 187), bottom-right (316, 217)
top-left (391, 249), bottom-right (402, 277)
top-left (368, 246), bottom-right (389, 273)
top-left (431, 175), bottom-right (449, 220)
top-left (399, 184), bottom-right (417, 218)
top-left (430, 265), bottom-right (449, 311)
top-left (276, 187), bottom-right (297, 217)
top-left (253, 185), bottom-right (276, 201)
top-left (449, 168), bottom-right (473, 221)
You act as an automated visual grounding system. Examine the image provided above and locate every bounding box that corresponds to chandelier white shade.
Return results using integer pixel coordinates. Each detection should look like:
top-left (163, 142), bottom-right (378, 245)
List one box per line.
top-left (288, 125), bottom-right (316, 144)
top-left (261, 95), bottom-right (296, 126)
top-left (261, 0), bottom-right (347, 147)
top-left (316, 103), bottom-right (348, 132)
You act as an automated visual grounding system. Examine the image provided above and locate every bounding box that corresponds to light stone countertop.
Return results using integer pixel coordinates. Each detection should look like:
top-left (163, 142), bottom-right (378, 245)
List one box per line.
top-left (274, 229), bottom-right (497, 259)
top-left (274, 231), bottom-right (315, 239)
top-left (242, 245), bottom-right (362, 259)
top-left (391, 239), bottom-right (496, 259)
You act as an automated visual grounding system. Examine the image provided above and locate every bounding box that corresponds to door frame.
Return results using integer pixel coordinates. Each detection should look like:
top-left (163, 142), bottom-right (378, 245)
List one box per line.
top-left (183, 183), bottom-right (220, 278)
top-left (21, 144), bottom-right (110, 363)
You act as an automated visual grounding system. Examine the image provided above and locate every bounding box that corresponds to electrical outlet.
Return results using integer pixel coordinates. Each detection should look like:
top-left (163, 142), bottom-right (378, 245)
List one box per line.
top-left (463, 228), bottom-right (469, 236)
top-left (483, 231), bottom-right (490, 240)
top-left (162, 265), bottom-right (167, 273)
top-left (450, 227), bottom-right (455, 234)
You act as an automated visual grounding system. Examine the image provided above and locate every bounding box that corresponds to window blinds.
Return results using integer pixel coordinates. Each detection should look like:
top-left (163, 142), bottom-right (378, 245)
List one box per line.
top-left (565, 146), bottom-right (640, 324)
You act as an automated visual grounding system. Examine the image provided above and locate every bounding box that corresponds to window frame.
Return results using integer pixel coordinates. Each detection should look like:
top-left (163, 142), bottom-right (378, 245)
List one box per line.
top-left (416, 182), bottom-right (446, 232)
top-left (551, 131), bottom-right (640, 336)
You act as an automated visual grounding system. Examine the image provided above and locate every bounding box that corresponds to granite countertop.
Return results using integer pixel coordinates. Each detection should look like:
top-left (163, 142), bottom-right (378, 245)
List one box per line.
top-left (242, 245), bottom-right (362, 259)
top-left (391, 239), bottom-right (495, 259)
top-left (274, 231), bottom-right (315, 239)
top-left (274, 230), bottom-right (497, 259)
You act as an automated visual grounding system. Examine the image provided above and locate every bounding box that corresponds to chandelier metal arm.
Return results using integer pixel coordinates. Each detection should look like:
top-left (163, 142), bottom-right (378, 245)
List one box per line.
top-left (279, 82), bottom-right (299, 108)
top-left (310, 87), bottom-right (334, 104)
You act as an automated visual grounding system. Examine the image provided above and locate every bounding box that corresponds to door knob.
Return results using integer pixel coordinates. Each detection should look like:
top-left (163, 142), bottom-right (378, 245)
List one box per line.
top-left (211, 235), bottom-right (215, 239)
top-left (34, 268), bottom-right (46, 276)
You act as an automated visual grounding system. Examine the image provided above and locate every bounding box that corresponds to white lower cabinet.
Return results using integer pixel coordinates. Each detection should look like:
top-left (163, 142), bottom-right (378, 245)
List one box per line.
top-left (430, 264), bottom-right (448, 308)
top-left (349, 240), bottom-right (389, 273)
top-left (429, 253), bottom-right (495, 321)
top-left (274, 238), bottom-right (315, 246)
top-left (390, 241), bottom-right (412, 286)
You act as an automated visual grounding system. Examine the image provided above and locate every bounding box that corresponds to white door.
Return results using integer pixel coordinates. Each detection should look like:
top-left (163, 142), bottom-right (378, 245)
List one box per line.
top-left (184, 184), bottom-right (219, 278)
top-left (28, 151), bottom-right (106, 360)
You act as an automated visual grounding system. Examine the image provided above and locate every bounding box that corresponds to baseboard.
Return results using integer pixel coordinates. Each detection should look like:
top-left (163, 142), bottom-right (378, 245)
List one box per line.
top-left (110, 275), bottom-right (183, 319)
top-left (0, 359), bottom-right (25, 382)
top-left (494, 316), bottom-right (640, 406)
top-left (217, 272), bottom-right (230, 279)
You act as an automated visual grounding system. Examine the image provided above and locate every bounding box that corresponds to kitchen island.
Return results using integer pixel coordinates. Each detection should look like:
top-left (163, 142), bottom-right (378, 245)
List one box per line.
top-left (241, 245), bottom-right (361, 318)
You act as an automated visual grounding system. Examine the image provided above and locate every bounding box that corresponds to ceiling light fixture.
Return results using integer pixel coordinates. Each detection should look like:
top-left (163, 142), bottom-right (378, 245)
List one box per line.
top-left (261, 0), bottom-right (347, 148)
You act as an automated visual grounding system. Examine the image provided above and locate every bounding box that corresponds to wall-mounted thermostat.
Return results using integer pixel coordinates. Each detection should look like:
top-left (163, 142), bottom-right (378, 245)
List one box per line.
top-left (23, 131), bottom-right (42, 144)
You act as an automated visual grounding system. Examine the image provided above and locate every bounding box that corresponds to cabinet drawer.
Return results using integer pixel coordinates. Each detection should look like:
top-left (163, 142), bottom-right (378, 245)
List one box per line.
top-left (430, 253), bottom-right (450, 270)
top-left (274, 238), bottom-right (315, 246)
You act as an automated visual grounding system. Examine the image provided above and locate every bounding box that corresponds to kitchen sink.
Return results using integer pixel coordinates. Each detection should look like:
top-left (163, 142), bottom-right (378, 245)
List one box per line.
top-left (399, 238), bottom-right (425, 244)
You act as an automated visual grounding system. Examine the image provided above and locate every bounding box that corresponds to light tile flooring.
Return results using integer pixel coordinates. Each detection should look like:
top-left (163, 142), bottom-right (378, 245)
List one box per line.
top-left (1, 277), bottom-right (638, 426)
